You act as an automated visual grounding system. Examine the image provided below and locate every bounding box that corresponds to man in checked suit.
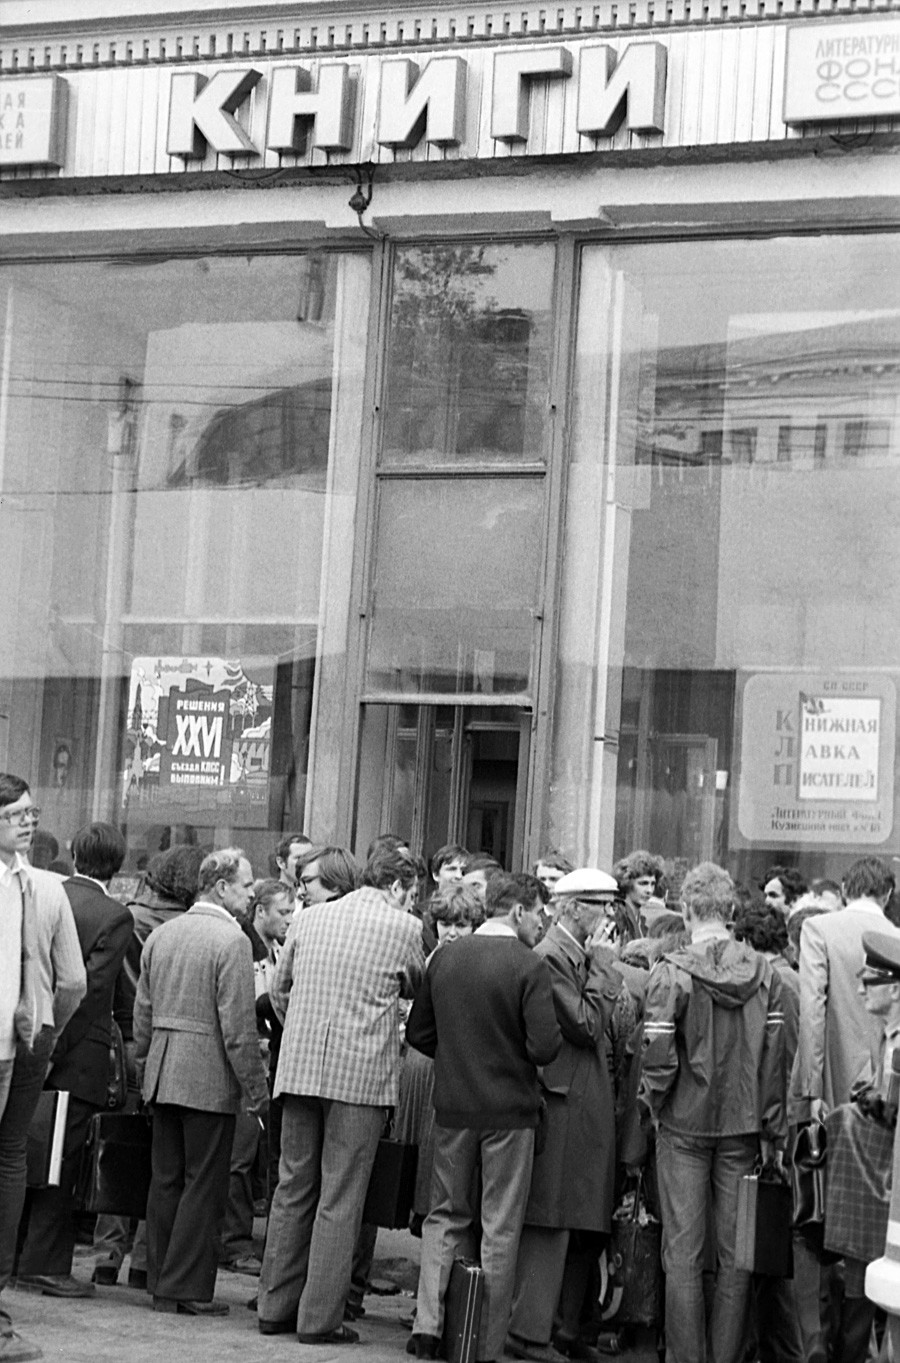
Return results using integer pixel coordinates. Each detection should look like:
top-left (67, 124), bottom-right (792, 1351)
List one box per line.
top-left (257, 843), bottom-right (425, 1343)
top-left (134, 847), bottom-right (268, 1316)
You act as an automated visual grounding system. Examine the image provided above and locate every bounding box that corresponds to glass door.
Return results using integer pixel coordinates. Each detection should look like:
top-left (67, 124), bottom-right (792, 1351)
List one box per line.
top-left (354, 704), bottom-right (530, 869)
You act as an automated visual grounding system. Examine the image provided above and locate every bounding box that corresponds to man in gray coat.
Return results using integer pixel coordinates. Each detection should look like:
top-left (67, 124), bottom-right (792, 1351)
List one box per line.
top-left (508, 869), bottom-right (623, 1363)
top-left (134, 847), bottom-right (268, 1316)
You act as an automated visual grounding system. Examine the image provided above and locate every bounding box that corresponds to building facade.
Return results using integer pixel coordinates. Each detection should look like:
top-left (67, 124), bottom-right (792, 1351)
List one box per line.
top-left (1, 0), bottom-right (899, 890)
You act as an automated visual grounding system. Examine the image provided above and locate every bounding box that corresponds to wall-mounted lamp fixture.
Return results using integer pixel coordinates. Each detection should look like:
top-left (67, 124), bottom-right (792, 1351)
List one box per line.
top-left (348, 164), bottom-right (383, 240)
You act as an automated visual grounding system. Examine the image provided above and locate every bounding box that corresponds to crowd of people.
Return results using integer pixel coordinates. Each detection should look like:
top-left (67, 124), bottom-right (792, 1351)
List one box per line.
top-left (0, 765), bottom-right (897, 1363)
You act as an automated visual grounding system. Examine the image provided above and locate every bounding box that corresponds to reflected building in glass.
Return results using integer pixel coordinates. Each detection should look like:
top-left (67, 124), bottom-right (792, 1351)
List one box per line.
top-left (1, 2), bottom-right (899, 893)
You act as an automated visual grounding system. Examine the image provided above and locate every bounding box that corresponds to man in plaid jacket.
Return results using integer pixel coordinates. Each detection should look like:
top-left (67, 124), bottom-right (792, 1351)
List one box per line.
top-left (256, 843), bottom-right (425, 1343)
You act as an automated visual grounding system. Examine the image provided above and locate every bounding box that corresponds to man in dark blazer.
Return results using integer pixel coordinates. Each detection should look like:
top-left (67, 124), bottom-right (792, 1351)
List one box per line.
top-left (17, 823), bottom-right (133, 1298)
top-left (407, 872), bottom-right (561, 1363)
top-left (134, 847), bottom-right (268, 1316)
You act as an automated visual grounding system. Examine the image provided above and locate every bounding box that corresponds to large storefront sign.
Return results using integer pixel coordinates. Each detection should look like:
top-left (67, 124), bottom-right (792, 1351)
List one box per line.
top-left (784, 18), bottom-right (900, 123)
top-left (733, 672), bottom-right (897, 848)
top-left (3, 14), bottom-right (899, 175)
top-left (124, 656), bottom-right (273, 826)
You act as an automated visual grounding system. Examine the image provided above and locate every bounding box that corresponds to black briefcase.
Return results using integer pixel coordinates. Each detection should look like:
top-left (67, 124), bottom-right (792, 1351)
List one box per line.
top-left (735, 1165), bottom-right (794, 1278)
top-left (441, 1258), bottom-right (484, 1363)
top-left (362, 1137), bottom-right (418, 1229)
top-left (78, 1111), bottom-right (153, 1218)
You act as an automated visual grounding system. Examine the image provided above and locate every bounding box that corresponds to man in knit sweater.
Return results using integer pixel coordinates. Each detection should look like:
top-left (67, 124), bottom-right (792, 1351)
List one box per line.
top-left (406, 872), bottom-right (561, 1363)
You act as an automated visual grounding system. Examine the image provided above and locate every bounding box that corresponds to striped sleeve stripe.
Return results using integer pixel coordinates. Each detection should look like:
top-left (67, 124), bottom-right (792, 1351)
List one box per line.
top-left (765, 1012), bottom-right (785, 1026)
top-left (644, 1022), bottom-right (676, 1034)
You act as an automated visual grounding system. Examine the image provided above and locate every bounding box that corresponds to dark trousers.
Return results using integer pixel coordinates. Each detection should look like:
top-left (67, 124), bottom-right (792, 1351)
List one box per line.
top-left (0, 1028), bottom-right (55, 1299)
top-left (17, 1094), bottom-right (96, 1277)
top-left (219, 1111), bottom-right (259, 1262)
top-left (147, 1104), bottom-right (235, 1303)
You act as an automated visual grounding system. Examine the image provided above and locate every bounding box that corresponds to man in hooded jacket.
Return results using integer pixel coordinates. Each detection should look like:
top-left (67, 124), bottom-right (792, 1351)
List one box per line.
top-left (640, 862), bottom-right (786, 1363)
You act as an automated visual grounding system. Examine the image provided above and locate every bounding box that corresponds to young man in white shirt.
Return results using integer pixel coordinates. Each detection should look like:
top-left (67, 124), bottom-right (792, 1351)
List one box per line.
top-left (0, 773), bottom-right (85, 1363)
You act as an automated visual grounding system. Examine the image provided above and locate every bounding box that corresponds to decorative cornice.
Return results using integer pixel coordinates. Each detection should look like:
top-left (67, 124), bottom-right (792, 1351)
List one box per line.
top-left (3, 0), bottom-right (899, 71)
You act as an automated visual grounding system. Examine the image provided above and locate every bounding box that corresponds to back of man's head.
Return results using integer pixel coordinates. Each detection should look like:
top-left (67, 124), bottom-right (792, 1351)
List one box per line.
top-left (304, 846), bottom-right (362, 898)
top-left (0, 773), bottom-right (29, 812)
top-left (363, 844), bottom-right (419, 893)
top-left (198, 846), bottom-right (246, 898)
top-left (146, 844), bottom-right (204, 908)
top-left (681, 862), bottom-right (734, 923)
top-left (486, 872), bottom-right (546, 918)
top-left (72, 822), bottom-right (126, 883)
top-left (844, 856), bottom-right (895, 905)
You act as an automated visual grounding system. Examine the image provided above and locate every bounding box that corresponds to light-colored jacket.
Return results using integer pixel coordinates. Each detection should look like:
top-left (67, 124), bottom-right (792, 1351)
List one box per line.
top-left (134, 902), bottom-right (268, 1114)
top-left (13, 859), bottom-right (86, 1048)
top-left (793, 898), bottom-right (898, 1114)
top-left (272, 886), bottom-right (425, 1107)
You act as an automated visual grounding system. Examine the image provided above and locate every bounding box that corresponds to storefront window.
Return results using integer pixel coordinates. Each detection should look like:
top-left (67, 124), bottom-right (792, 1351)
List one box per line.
top-left (365, 477), bottom-right (544, 696)
top-left (365, 241), bottom-right (555, 703)
top-left (381, 242), bottom-right (554, 466)
top-left (553, 233), bottom-right (900, 889)
top-left (0, 250), bottom-right (370, 873)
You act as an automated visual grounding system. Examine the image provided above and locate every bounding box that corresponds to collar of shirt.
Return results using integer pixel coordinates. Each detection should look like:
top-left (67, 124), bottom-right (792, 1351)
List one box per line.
top-left (691, 922), bottom-right (731, 945)
top-left (72, 873), bottom-right (109, 895)
top-left (0, 853), bottom-right (28, 888)
top-left (475, 920), bottom-right (517, 938)
top-left (845, 897), bottom-right (888, 916)
top-left (192, 899), bottom-right (238, 926)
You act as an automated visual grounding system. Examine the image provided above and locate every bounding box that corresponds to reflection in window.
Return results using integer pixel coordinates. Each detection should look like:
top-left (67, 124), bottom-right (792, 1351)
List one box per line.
top-left (382, 242), bottom-right (554, 464)
top-left (555, 234), bottom-right (900, 884)
top-left (0, 251), bottom-right (369, 870)
top-left (365, 478), bottom-right (543, 696)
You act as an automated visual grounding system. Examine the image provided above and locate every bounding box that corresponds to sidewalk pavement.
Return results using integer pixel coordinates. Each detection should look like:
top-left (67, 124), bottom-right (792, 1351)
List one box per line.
top-left (4, 1230), bottom-right (659, 1363)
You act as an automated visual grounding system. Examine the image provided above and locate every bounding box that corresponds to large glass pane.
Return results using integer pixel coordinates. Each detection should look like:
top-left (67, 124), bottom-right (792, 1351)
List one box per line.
top-left (0, 250), bottom-right (370, 872)
top-left (553, 234), bottom-right (900, 887)
top-left (365, 478), bottom-right (543, 696)
top-left (381, 242), bottom-right (555, 465)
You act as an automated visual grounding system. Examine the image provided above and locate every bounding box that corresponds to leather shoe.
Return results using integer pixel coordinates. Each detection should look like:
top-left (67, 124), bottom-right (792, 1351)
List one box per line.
top-left (258, 1318), bottom-right (296, 1335)
top-left (296, 1325), bottom-right (359, 1345)
top-left (128, 1268), bottom-right (148, 1290)
top-left (16, 1274), bottom-right (95, 1299)
top-left (412, 1335), bottom-right (440, 1360)
top-left (552, 1337), bottom-right (606, 1363)
top-left (152, 1297), bottom-right (229, 1316)
top-left (221, 1254), bottom-right (262, 1277)
top-left (507, 1339), bottom-right (568, 1363)
top-left (91, 1263), bottom-right (119, 1286)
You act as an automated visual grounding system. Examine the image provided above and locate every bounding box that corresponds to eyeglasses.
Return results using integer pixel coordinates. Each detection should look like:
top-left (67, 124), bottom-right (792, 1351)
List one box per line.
top-left (0, 806), bottom-right (40, 826)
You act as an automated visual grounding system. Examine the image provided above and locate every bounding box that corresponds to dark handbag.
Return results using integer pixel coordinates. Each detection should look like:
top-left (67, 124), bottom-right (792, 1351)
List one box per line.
top-left (736, 1160), bottom-right (793, 1277)
top-left (78, 1110), bottom-right (153, 1218)
top-left (792, 1119), bottom-right (827, 1242)
top-left (605, 1172), bottom-right (663, 1327)
top-left (362, 1133), bottom-right (418, 1229)
top-left (441, 1257), bottom-right (485, 1363)
top-left (105, 1019), bottom-right (127, 1111)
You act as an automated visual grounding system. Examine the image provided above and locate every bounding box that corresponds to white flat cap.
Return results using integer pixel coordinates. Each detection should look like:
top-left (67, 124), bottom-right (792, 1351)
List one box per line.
top-left (553, 868), bottom-right (618, 897)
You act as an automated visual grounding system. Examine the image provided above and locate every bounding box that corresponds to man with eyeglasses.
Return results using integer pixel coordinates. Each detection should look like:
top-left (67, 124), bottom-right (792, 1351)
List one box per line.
top-left (0, 773), bottom-right (85, 1363)
top-left (296, 848), bottom-right (361, 911)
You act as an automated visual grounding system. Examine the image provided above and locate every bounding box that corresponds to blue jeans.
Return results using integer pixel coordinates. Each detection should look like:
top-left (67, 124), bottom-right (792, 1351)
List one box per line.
top-left (0, 1027), bottom-right (55, 1298)
top-left (656, 1128), bottom-right (758, 1363)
